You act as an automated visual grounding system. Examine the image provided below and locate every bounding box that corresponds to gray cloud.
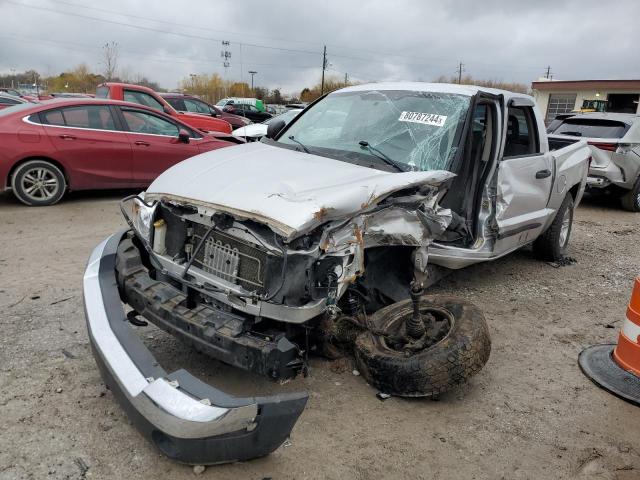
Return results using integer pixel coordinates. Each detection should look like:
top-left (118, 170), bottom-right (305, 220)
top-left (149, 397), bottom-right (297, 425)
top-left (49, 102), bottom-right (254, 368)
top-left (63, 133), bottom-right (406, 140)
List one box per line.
top-left (1, 0), bottom-right (639, 95)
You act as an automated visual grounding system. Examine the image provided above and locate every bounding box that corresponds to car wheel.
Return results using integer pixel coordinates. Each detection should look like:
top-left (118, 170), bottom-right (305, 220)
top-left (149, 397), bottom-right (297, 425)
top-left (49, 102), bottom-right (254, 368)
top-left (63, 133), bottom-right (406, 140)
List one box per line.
top-left (354, 295), bottom-right (491, 397)
top-left (620, 176), bottom-right (640, 212)
top-left (532, 194), bottom-right (574, 262)
top-left (11, 160), bottom-right (66, 206)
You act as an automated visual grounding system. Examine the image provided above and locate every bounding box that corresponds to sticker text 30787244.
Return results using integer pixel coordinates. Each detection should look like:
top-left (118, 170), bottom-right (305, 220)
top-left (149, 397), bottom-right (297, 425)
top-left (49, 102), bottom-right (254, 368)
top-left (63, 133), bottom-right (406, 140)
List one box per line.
top-left (398, 111), bottom-right (447, 127)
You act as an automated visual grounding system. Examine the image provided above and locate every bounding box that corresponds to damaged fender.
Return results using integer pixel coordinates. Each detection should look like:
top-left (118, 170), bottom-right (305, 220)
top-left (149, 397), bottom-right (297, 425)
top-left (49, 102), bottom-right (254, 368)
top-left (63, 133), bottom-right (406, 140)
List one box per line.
top-left (83, 231), bottom-right (307, 465)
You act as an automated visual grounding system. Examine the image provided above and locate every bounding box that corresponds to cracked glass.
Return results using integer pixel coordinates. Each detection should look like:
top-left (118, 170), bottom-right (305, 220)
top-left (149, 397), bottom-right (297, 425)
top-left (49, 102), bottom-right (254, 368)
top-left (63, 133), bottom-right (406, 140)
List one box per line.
top-left (280, 89), bottom-right (471, 172)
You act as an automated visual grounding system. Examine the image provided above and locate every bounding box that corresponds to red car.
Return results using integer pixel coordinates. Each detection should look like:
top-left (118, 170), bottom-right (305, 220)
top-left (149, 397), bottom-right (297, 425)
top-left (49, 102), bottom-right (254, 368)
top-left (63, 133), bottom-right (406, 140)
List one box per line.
top-left (97, 83), bottom-right (233, 134)
top-left (160, 93), bottom-right (252, 130)
top-left (0, 98), bottom-right (236, 206)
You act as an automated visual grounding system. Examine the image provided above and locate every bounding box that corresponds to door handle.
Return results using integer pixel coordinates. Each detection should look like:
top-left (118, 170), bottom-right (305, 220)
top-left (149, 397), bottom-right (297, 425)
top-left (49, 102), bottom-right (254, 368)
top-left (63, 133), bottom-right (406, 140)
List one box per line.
top-left (134, 140), bottom-right (151, 146)
top-left (535, 169), bottom-right (551, 179)
top-left (58, 134), bottom-right (76, 140)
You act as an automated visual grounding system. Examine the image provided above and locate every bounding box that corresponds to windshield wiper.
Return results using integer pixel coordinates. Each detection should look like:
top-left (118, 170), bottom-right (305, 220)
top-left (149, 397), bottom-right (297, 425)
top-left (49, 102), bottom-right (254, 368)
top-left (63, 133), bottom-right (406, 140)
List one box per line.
top-left (288, 135), bottom-right (310, 153)
top-left (358, 140), bottom-right (406, 172)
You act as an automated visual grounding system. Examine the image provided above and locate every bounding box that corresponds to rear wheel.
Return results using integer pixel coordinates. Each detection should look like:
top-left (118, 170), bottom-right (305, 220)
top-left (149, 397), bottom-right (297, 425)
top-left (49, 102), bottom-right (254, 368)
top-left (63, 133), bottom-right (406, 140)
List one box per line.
top-left (11, 160), bottom-right (66, 206)
top-left (620, 176), bottom-right (640, 212)
top-left (532, 194), bottom-right (574, 261)
top-left (354, 295), bottom-right (491, 397)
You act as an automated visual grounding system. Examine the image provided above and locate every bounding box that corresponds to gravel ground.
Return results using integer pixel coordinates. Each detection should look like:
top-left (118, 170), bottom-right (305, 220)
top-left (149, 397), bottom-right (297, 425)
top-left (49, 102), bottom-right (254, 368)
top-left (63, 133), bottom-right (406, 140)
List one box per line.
top-left (1, 190), bottom-right (639, 480)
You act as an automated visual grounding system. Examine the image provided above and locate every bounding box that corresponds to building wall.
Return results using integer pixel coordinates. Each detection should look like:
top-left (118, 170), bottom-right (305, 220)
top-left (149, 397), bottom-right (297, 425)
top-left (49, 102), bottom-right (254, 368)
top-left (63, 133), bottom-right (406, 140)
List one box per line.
top-left (533, 88), bottom-right (640, 117)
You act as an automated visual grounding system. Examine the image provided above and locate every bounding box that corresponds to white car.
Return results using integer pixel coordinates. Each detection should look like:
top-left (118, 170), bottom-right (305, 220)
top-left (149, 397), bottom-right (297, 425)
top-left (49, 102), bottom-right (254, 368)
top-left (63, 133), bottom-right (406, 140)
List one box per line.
top-left (549, 112), bottom-right (640, 211)
top-left (233, 109), bottom-right (301, 141)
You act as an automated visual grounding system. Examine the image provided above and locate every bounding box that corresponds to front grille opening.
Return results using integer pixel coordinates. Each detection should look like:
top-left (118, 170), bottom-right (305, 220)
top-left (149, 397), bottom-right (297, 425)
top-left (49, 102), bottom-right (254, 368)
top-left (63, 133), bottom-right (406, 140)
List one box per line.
top-left (190, 224), bottom-right (275, 293)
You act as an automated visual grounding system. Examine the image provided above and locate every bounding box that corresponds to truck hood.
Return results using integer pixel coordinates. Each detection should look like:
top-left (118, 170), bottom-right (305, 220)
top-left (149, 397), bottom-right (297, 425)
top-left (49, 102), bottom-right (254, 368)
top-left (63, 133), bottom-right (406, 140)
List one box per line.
top-left (146, 142), bottom-right (454, 240)
top-left (177, 111), bottom-right (231, 133)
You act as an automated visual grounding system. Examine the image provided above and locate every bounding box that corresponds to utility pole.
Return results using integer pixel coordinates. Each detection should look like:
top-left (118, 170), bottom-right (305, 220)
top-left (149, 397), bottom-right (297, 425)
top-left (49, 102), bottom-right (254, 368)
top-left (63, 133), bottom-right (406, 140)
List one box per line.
top-left (321, 45), bottom-right (327, 96)
top-left (248, 70), bottom-right (257, 90)
top-left (221, 40), bottom-right (231, 96)
top-left (457, 62), bottom-right (464, 84)
top-left (545, 66), bottom-right (552, 79)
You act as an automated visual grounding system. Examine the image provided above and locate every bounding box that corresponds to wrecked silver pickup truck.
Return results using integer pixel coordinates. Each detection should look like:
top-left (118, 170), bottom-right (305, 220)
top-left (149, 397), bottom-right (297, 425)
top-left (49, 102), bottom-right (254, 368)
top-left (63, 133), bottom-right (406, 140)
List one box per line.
top-left (83, 83), bottom-right (590, 464)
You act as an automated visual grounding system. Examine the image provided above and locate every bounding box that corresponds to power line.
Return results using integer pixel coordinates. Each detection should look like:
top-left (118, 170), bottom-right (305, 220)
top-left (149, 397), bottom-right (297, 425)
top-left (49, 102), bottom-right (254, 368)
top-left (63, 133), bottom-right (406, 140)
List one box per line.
top-left (7, 0), bottom-right (321, 56)
top-left (0, 34), bottom-right (320, 72)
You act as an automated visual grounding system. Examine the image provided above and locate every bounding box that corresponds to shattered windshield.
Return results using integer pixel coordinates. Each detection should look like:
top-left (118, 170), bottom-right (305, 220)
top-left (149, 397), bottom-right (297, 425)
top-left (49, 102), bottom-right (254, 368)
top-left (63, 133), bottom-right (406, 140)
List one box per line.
top-left (279, 89), bottom-right (471, 172)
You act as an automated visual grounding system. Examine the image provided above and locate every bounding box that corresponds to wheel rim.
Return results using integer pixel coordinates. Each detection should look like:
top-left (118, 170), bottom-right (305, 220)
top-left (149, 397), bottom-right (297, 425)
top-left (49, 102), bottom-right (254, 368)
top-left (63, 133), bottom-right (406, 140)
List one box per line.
top-left (636, 192), bottom-right (640, 209)
top-left (20, 167), bottom-right (59, 201)
top-left (559, 207), bottom-right (572, 247)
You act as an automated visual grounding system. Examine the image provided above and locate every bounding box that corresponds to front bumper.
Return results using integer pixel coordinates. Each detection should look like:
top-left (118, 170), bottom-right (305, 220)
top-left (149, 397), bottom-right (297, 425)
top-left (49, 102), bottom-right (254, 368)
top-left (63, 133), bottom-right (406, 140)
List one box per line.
top-left (83, 231), bottom-right (307, 465)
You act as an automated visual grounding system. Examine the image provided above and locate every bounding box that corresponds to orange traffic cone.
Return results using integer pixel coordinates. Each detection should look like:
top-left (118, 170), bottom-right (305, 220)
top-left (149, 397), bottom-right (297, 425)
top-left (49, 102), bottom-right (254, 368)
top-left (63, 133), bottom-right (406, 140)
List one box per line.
top-left (579, 277), bottom-right (640, 406)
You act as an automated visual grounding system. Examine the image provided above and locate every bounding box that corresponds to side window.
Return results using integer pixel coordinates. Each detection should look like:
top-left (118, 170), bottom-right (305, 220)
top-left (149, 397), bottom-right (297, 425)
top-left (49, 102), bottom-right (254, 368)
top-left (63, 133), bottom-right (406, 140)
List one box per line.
top-left (183, 99), bottom-right (210, 114)
top-left (59, 105), bottom-right (117, 130)
top-left (504, 106), bottom-right (540, 158)
top-left (0, 97), bottom-right (20, 105)
top-left (96, 86), bottom-right (110, 98)
top-left (40, 109), bottom-right (66, 126)
top-left (123, 90), bottom-right (165, 112)
top-left (121, 109), bottom-right (180, 136)
top-left (165, 98), bottom-right (186, 111)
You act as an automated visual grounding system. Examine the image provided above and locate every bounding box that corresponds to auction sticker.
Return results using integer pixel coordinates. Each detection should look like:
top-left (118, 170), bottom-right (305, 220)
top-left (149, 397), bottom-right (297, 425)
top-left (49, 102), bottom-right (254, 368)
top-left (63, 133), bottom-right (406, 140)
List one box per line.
top-left (398, 111), bottom-right (447, 127)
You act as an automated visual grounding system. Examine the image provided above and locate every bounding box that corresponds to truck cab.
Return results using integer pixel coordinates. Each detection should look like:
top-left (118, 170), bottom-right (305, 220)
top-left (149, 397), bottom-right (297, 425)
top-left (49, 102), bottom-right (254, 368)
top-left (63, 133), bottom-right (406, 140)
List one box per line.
top-left (96, 83), bottom-right (233, 134)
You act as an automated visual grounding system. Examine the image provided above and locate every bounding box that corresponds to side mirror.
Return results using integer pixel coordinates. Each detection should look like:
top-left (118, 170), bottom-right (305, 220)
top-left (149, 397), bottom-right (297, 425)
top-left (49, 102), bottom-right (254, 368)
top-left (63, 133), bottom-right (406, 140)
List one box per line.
top-left (266, 119), bottom-right (286, 139)
top-left (178, 129), bottom-right (190, 143)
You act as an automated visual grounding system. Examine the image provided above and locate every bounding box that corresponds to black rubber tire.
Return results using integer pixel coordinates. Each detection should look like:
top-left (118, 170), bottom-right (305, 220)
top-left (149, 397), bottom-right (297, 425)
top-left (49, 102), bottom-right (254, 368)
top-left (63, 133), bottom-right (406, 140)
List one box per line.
top-left (532, 194), bottom-right (574, 262)
top-left (354, 295), bottom-right (491, 397)
top-left (11, 160), bottom-right (66, 206)
top-left (620, 176), bottom-right (640, 212)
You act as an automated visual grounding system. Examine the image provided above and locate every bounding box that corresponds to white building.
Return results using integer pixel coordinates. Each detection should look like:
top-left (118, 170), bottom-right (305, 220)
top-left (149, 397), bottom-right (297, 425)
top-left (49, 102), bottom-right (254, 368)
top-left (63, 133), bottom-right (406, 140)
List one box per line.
top-left (531, 79), bottom-right (640, 123)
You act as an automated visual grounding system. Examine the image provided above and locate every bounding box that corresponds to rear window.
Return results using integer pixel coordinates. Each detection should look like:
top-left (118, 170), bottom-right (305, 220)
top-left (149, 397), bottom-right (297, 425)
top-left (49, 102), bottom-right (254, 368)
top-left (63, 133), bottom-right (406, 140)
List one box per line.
top-left (96, 86), bottom-right (110, 98)
top-left (554, 119), bottom-right (629, 138)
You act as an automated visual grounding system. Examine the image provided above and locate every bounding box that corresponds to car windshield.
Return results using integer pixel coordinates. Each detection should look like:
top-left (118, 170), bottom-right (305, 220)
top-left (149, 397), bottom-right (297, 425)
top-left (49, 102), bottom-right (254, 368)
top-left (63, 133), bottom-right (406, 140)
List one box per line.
top-left (264, 109), bottom-right (299, 125)
top-left (278, 89), bottom-right (471, 172)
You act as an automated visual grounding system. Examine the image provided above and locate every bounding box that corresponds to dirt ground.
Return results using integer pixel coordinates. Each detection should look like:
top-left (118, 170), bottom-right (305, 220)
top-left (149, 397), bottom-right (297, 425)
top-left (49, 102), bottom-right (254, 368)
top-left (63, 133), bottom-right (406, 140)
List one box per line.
top-left (1, 189), bottom-right (639, 480)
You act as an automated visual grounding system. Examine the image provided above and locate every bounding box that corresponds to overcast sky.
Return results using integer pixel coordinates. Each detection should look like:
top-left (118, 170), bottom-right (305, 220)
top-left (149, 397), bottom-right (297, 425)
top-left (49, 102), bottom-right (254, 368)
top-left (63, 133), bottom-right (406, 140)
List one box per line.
top-left (1, 0), bottom-right (639, 95)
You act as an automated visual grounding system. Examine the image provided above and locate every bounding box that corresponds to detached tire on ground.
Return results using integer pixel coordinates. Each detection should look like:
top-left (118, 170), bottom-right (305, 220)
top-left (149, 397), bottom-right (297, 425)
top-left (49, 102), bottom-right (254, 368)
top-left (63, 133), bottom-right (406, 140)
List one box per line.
top-left (11, 160), bottom-right (66, 206)
top-left (354, 295), bottom-right (491, 397)
top-left (620, 176), bottom-right (640, 212)
top-left (532, 194), bottom-right (574, 262)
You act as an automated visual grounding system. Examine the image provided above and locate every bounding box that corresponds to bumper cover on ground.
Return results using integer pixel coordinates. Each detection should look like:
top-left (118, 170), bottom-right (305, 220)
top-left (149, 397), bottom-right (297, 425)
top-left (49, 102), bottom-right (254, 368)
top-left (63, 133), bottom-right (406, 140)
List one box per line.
top-left (83, 231), bottom-right (308, 464)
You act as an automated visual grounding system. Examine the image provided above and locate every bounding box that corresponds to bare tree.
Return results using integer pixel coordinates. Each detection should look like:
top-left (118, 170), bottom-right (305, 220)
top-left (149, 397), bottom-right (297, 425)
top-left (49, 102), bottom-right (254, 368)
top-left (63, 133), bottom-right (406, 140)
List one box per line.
top-left (102, 41), bottom-right (119, 81)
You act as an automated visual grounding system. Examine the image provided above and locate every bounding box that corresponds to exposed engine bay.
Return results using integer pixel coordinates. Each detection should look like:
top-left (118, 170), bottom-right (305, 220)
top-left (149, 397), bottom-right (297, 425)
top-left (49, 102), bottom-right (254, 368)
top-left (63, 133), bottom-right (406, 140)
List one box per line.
top-left (118, 170), bottom-right (464, 380)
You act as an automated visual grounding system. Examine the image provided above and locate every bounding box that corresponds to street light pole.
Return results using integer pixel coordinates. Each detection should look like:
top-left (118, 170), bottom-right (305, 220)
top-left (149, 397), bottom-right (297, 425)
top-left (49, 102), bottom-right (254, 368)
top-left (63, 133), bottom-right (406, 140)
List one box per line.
top-left (248, 71), bottom-right (257, 91)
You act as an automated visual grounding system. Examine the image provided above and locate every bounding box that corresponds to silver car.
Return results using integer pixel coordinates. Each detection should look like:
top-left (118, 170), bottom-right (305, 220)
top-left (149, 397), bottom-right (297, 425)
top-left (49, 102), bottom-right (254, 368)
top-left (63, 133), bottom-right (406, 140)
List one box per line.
top-left (549, 112), bottom-right (640, 211)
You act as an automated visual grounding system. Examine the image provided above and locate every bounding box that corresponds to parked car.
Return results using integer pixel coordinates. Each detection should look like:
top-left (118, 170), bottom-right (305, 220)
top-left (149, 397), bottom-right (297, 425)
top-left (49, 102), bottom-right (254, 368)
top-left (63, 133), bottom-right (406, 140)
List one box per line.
top-left (160, 93), bottom-right (251, 129)
top-left (232, 108), bottom-right (301, 141)
top-left (96, 83), bottom-right (233, 134)
top-left (0, 98), bottom-right (236, 206)
top-left (0, 88), bottom-right (24, 98)
top-left (548, 112), bottom-right (640, 211)
top-left (223, 102), bottom-right (272, 122)
top-left (215, 97), bottom-right (265, 112)
top-left (0, 93), bottom-right (30, 110)
top-left (83, 82), bottom-right (590, 464)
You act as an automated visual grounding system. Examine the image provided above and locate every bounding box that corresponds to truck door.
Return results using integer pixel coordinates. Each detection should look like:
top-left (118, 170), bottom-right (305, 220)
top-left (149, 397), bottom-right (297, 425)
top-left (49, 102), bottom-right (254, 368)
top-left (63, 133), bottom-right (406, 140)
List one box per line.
top-left (494, 103), bottom-right (553, 253)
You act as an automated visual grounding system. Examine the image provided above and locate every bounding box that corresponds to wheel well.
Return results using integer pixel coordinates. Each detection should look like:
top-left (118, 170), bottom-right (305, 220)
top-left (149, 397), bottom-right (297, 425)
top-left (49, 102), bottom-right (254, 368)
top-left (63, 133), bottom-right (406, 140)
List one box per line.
top-left (7, 157), bottom-right (68, 189)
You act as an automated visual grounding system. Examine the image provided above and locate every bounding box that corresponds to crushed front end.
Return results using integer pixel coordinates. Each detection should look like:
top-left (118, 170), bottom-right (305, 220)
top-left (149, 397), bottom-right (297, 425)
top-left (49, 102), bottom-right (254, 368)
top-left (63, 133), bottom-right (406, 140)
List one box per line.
top-left (83, 231), bottom-right (307, 465)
